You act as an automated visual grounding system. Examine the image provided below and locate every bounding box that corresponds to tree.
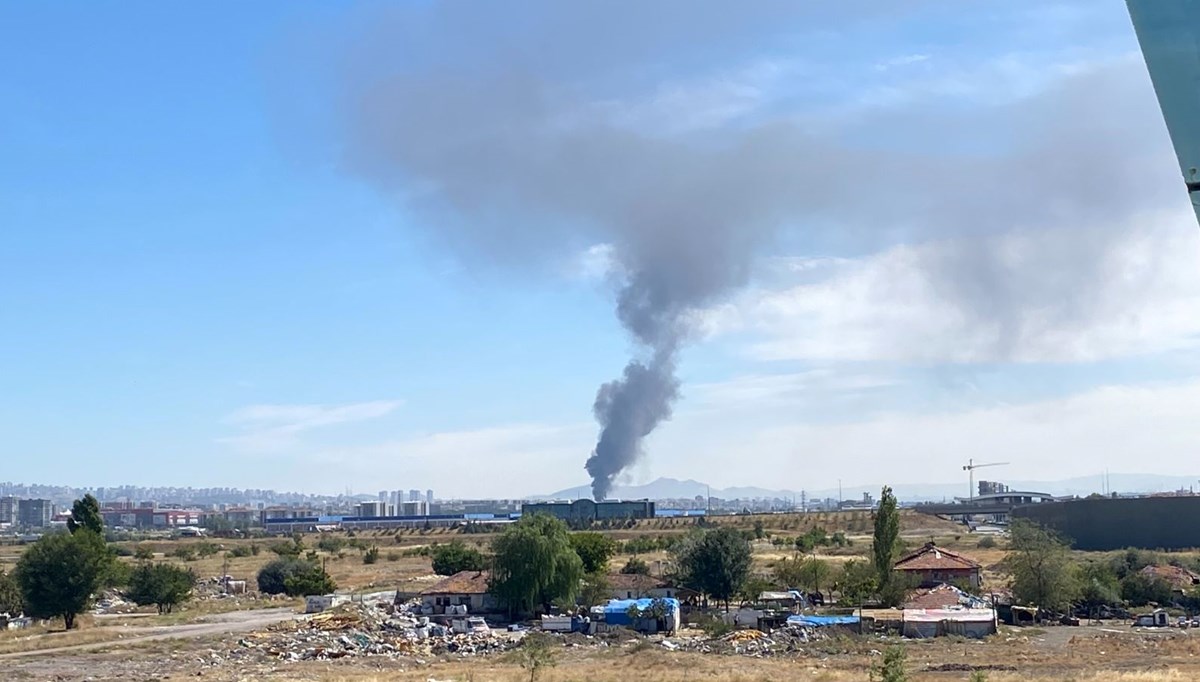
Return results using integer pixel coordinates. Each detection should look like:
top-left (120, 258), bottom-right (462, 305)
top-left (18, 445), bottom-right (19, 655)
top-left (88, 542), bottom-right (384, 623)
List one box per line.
top-left (579, 572), bottom-right (611, 607)
top-left (67, 494), bottom-right (104, 535)
top-left (257, 557), bottom-right (335, 596)
top-left (1077, 562), bottom-right (1121, 610)
top-left (570, 532), bottom-right (617, 575)
top-left (15, 530), bottom-right (111, 629)
top-left (773, 557), bottom-right (804, 589)
top-left (134, 545), bottom-right (155, 561)
top-left (431, 540), bottom-right (487, 576)
top-left (1006, 519), bottom-right (1079, 612)
top-left (0, 569), bottom-right (23, 615)
top-left (126, 563), bottom-right (196, 614)
top-left (872, 486), bottom-right (901, 591)
top-left (490, 514), bottom-right (584, 617)
top-left (837, 559), bottom-right (878, 605)
top-left (510, 632), bottom-right (557, 682)
top-left (283, 563), bottom-right (337, 597)
top-left (797, 557), bottom-right (833, 596)
top-left (738, 576), bottom-right (776, 604)
top-left (1120, 572), bottom-right (1175, 606)
top-left (674, 526), bottom-right (752, 611)
top-left (620, 557), bottom-right (650, 575)
top-left (872, 645), bottom-right (909, 682)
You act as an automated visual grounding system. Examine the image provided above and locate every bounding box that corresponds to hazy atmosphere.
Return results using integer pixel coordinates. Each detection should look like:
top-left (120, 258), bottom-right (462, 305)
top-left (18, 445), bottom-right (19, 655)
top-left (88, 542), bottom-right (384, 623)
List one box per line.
top-left (4, 0), bottom-right (1199, 497)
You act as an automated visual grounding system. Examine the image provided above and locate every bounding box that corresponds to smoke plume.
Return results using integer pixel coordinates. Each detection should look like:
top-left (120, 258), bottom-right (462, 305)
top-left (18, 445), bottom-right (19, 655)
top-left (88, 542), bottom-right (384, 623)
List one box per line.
top-left (314, 2), bottom-right (1180, 500)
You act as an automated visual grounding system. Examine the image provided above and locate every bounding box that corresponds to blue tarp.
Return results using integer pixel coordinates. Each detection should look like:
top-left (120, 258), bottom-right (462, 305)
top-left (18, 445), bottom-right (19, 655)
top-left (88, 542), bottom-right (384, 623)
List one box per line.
top-left (603, 598), bottom-right (679, 626)
top-left (787, 614), bottom-right (860, 627)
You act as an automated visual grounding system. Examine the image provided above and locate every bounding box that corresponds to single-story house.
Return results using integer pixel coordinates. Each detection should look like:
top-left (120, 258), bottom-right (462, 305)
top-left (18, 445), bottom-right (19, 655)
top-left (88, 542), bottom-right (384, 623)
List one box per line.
top-left (902, 608), bottom-right (996, 639)
top-left (420, 571), bottom-right (498, 615)
top-left (894, 542), bottom-right (982, 589)
top-left (605, 573), bottom-right (692, 601)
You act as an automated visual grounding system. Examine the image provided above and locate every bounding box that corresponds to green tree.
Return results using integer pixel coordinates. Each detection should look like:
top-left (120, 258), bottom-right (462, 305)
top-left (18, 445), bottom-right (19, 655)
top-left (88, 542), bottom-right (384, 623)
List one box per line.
top-left (1077, 562), bottom-right (1121, 609)
top-left (837, 559), bottom-right (879, 605)
top-left (125, 563), bottom-right (196, 614)
top-left (134, 545), bottom-right (155, 561)
top-left (569, 532), bottom-right (617, 575)
top-left (490, 514), bottom-right (584, 617)
top-left (620, 556), bottom-right (650, 575)
top-left (738, 576), bottom-right (776, 604)
top-left (283, 563), bottom-right (337, 597)
top-left (871, 644), bottom-right (909, 682)
top-left (257, 557), bottom-right (313, 595)
top-left (1120, 572), bottom-right (1175, 606)
top-left (509, 632), bottom-right (557, 682)
top-left (579, 572), bottom-right (611, 607)
top-left (431, 540), bottom-right (487, 576)
top-left (0, 569), bottom-right (23, 615)
top-left (67, 494), bottom-right (104, 535)
top-left (1006, 519), bottom-right (1079, 612)
top-left (872, 486), bottom-right (901, 592)
top-left (674, 526), bottom-right (752, 611)
top-left (797, 557), bottom-right (833, 596)
top-left (15, 530), bottom-right (111, 629)
top-left (773, 557), bottom-right (804, 589)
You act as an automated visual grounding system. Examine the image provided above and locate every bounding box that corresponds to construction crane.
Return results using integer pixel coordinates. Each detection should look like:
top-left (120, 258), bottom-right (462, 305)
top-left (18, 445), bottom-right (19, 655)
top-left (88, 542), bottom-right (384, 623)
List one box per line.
top-left (1126, 1), bottom-right (1200, 227)
top-left (963, 459), bottom-right (1008, 502)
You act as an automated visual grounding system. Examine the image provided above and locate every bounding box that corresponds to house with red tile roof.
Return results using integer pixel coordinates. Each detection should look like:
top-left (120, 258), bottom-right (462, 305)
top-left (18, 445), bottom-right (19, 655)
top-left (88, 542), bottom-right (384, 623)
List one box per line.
top-left (894, 542), bottom-right (982, 589)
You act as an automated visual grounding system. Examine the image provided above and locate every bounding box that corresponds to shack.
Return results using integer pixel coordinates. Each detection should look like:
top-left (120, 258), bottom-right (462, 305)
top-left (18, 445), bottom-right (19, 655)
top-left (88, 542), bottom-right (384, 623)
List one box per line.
top-left (902, 608), bottom-right (996, 639)
top-left (419, 571), bottom-right (498, 616)
top-left (602, 598), bottom-right (680, 634)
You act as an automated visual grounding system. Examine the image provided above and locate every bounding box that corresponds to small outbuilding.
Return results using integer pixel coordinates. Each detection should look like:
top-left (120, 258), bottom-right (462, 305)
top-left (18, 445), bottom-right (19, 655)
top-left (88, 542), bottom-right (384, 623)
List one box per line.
top-left (902, 608), bottom-right (996, 639)
top-left (602, 597), bottom-right (680, 634)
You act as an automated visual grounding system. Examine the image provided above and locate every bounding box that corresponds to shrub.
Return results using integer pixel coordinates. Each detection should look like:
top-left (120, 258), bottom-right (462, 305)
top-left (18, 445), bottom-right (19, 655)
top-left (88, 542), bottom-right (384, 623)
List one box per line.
top-left (872, 645), bottom-right (909, 682)
top-left (134, 545), bottom-right (156, 561)
top-left (363, 546), bottom-right (380, 565)
top-left (431, 541), bottom-right (486, 575)
top-left (171, 546), bottom-right (197, 562)
top-left (195, 542), bottom-right (220, 557)
top-left (317, 536), bottom-right (346, 553)
top-left (257, 557), bottom-right (310, 595)
top-left (227, 545), bottom-right (252, 558)
top-left (386, 551), bottom-right (401, 562)
top-left (126, 563), bottom-right (196, 614)
top-left (977, 536), bottom-right (997, 549)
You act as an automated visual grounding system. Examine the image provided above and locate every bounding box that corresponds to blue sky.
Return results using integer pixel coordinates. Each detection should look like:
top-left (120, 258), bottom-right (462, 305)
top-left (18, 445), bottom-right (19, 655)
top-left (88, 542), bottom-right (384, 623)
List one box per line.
top-left (3, 1), bottom-right (1199, 498)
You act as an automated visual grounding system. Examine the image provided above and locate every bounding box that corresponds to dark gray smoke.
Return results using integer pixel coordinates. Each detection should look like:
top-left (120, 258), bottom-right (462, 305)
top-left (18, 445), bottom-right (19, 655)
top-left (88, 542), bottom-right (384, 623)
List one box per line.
top-left (307, 1), bottom-right (1181, 499)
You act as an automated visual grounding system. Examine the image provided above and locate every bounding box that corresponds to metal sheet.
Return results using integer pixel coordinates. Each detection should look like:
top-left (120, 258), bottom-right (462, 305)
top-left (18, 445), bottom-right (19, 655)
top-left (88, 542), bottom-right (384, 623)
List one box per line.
top-left (1128, 0), bottom-right (1200, 224)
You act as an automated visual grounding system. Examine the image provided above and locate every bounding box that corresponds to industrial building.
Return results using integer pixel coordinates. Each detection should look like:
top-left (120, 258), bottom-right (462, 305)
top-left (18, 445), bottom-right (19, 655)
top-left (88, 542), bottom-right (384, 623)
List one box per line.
top-left (1012, 496), bottom-right (1200, 550)
top-left (521, 499), bottom-right (655, 523)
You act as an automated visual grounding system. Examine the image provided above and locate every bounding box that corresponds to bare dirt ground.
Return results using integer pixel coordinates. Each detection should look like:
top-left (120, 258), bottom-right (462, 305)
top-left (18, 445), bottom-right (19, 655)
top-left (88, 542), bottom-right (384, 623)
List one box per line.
top-left (8, 618), bottom-right (1200, 681)
top-left (0, 607), bottom-right (300, 660)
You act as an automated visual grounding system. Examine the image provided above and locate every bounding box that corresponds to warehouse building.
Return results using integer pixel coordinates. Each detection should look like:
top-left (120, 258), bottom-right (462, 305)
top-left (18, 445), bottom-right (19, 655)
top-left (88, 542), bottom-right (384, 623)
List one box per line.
top-left (521, 499), bottom-right (655, 523)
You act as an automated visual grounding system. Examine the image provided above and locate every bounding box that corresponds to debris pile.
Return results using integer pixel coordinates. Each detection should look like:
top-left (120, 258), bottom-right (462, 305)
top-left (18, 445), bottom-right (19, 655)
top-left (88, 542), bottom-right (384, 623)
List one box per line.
top-left (661, 625), bottom-right (832, 658)
top-left (230, 602), bottom-right (516, 662)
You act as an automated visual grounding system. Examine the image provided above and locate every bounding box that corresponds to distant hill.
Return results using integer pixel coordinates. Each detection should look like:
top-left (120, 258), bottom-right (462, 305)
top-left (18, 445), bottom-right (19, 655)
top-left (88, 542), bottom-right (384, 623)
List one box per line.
top-left (534, 473), bottom-right (1200, 503)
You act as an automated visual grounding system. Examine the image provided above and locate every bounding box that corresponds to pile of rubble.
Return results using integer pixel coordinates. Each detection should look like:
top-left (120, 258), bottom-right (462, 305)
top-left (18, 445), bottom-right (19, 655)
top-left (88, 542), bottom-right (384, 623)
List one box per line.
top-left (660, 625), bottom-right (832, 658)
top-left (93, 590), bottom-right (138, 615)
top-left (230, 603), bottom-right (517, 662)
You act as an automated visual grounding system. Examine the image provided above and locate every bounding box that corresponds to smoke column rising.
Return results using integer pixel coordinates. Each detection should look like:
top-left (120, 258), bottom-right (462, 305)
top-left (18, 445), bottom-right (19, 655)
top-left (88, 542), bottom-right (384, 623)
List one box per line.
top-left (314, 2), bottom-right (1179, 499)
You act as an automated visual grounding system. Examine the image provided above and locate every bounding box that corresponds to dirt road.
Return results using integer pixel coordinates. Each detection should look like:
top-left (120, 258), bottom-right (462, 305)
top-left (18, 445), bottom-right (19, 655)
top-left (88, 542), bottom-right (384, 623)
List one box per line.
top-left (0, 607), bottom-right (301, 660)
